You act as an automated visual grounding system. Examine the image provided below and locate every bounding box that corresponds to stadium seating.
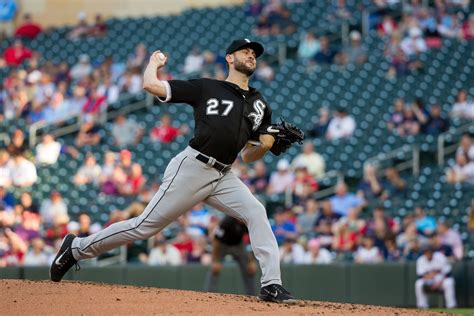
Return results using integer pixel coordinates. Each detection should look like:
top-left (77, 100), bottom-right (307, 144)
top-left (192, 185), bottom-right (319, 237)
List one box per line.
top-left (2, 2), bottom-right (473, 258)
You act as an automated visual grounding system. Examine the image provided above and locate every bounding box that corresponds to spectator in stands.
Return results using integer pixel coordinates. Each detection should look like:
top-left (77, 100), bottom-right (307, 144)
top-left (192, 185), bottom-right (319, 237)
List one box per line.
top-left (248, 161), bottom-right (269, 195)
top-left (357, 164), bottom-right (385, 202)
top-left (267, 3), bottom-right (296, 35)
top-left (14, 13), bottom-right (42, 39)
top-left (27, 99), bottom-right (45, 124)
top-left (430, 234), bottom-right (455, 262)
top-left (437, 12), bottom-right (462, 39)
top-left (423, 103), bottom-right (449, 135)
top-left (314, 200), bottom-right (341, 234)
top-left (183, 47), bottom-right (204, 75)
top-left (405, 238), bottom-right (424, 261)
top-left (387, 98), bottom-right (406, 131)
top-left (88, 14), bottom-right (106, 37)
top-left (279, 237), bottom-right (305, 264)
top-left (303, 238), bottom-right (333, 264)
top-left (414, 207), bottom-right (437, 236)
top-left (0, 150), bottom-right (12, 188)
top-left (354, 235), bottom-right (383, 263)
top-left (267, 159), bottom-right (294, 196)
top-left (17, 191), bottom-right (38, 214)
top-left (330, 0), bottom-right (352, 21)
top-left (297, 32), bottom-right (320, 62)
top-left (308, 107), bottom-right (331, 138)
top-left (415, 246), bottom-right (457, 309)
top-left (119, 67), bottom-right (143, 94)
top-left (291, 142), bottom-right (325, 179)
top-left (271, 208), bottom-right (298, 245)
top-left (338, 30), bottom-right (368, 66)
top-left (81, 89), bottom-right (107, 121)
top-left (326, 107), bottom-right (356, 140)
top-left (412, 98), bottom-right (429, 128)
top-left (120, 163), bottom-right (145, 196)
top-left (313, 36), bottom-right (338, 65)
top-left (332, 219), bottom-right (357, 256)
top-left (377, 14), bottom-right (398, 38)
top-left (384, 238), bottom-right (402, 262)
top-left (0, 0), bottom-right (17, 38)
top-left (245, 0), bottom-right (263, 16)
top-left (330, 182), bottom-right (365, 217)
top-left (23, 237), bottom-right (51, 266)
top-left (43, 91), bottom-right (69, 124)
top-left (10, 153), bottom-right (37, 187)
top-left (296, 199), bottom-right (319, 236)
top-left (77, 212), bottom-right (100, 238)
top-left (100, 165), bottom-right (124, 196)
top-left (437, 221), bottom-right (463, 260)
top-left (97, 75), bottom-right (120, 105)
top-left (456, 133), bottom-right (474, 162)
top-left (255, 60), bottom-right (274, 81)
top-left (254, 14), bottom-right (272, 36)
top-left (118, 149), bottom-right (133, 175)
top-left (446, 153), bottom-right (474, 184)
top-left (398, 106), bottom-right (421, 136)
top-left (65, 86), bottom-right (88, 117)
top-left (39, 191), bottom-right (69, 227)
top-left (4, 39), bottom-right (33, 66)
top-left (148, 235), bottom-right (182, 266)
top-left (461, 13), bottom-right (474, 41)
top-left (99, 151), bottom-right (116, 184)
top-left (0, 185), bottom-right (14, 208)
top-left (451, 90), bottom-right (474, 120)
top-left (111, 114), bottom-right (144, 147)
top-left (150, 114), bottom-right (188, 143)
top-left (69, 54), bottom-right (93, 82)
top-left (367, 205), bottom-right (399, 236)
top-left (292, 166), bottom-right (318, 204)
top-left (73, 153), bottom-right (102, 186)
top-left (35, 134), bottom-right (62, 165)
top-left (75, 119), bottom-right (102, 147)
top-left (68, 12), bottom-right (90, 40)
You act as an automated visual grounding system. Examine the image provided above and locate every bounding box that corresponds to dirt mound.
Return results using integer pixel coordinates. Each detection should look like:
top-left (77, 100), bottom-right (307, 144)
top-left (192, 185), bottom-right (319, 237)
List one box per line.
top-left (0, 279), bottom-right (445, 315)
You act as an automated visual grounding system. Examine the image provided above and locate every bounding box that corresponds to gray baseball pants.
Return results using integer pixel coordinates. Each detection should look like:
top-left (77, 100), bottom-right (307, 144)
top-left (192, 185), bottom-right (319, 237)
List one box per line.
top-left (71, 146), bottom-right (281, 287)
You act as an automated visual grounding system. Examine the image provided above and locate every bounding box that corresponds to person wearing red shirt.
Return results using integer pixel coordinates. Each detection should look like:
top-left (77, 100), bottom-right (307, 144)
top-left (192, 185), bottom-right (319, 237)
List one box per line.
top-left (121, 163), bottom-right (145, 196)
top-left (462, 14), bottom-right (474, 41)
top-left (150, 114), bottom-right (187, 143)
top-left (4, 40), bottom-right (32, 66)
top-left (14, 14), bottom-right (42, 39)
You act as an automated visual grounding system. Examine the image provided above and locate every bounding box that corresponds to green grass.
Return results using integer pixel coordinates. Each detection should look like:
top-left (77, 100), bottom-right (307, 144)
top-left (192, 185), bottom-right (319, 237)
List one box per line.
top-left (429, 309), bottom-right (474, 315)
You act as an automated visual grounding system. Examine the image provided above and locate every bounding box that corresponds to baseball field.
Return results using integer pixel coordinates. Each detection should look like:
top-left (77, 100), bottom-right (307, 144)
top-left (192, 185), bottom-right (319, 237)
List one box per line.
top-left (0, 279), bottom-right (452, 315)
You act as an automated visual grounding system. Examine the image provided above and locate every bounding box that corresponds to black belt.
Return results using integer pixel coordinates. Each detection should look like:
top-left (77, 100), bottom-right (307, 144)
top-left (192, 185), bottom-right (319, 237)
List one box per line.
top-left (195, 153), bottom-right (231, 173)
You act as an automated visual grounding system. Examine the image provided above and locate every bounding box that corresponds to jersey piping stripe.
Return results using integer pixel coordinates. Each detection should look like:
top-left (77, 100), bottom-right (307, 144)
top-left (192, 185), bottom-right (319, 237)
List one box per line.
top-left (78, 156), bottom-right (188, 252)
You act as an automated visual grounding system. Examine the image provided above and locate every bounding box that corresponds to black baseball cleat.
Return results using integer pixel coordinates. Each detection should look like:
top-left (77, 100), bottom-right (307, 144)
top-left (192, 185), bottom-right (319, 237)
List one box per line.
top-left (50, 234), bottom-right (79, 282)
top-left (258, 284), bottom-right (296, 304)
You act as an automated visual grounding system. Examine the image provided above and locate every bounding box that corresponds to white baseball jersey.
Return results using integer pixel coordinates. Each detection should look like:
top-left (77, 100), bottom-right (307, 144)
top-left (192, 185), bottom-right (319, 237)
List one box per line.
top-left (416, 252), bottom-right (452, 277)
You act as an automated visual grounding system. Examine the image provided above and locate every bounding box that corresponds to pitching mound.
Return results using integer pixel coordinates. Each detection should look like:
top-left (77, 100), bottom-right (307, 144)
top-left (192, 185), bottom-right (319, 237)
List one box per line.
top-left (0, 279), bottom-right (444, 315)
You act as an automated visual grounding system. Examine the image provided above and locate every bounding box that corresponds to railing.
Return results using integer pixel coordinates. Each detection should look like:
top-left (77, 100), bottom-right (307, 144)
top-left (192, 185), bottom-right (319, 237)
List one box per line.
top-left (90, 246), bottom-right (128, 267)
top-left (437, 122), bottom-right (474, 166)
top-left (29, 93), bottom-right (151, 147)
top-left (365, 144), bottom-right (420, 176)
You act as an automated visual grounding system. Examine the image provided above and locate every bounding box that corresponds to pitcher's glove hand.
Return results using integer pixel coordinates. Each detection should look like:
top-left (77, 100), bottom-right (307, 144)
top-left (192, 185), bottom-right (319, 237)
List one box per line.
top-left (257, 119), bottom-right (305, 156)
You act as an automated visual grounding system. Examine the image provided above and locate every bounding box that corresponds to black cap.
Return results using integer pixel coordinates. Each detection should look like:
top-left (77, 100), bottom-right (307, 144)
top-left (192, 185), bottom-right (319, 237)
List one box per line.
top-left (226, 39), bottom-right (264, 58)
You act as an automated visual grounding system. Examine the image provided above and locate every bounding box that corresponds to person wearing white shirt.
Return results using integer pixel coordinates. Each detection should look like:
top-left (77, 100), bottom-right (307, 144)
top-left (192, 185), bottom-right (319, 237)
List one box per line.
top-left (36, 134), bottom-right (62, 165)
top-left (450, 90), bottom-right (474, 120)
top-left (183, 47), bottom-right (204, 74)
top-left (267, 159), bottom-right (295, 195)
top-left (400, 28), bottom-right (427, 57)
top-left (291, 142), bottom-right (326, 179)
top-left (326, 107), bottom-right (356, 140)
top-left (354, 236), bottom-right (383, 263)
top-left (23, 238), bottom-right (51, 266)
top-left (456, 134), bottom-right (474, 162)
top-left (437, 221), bottom-right (463, 260)
top-left (10, 154), bottom-right (37, 187)
top-left (415, 247), bottom-right (457, 309)
top-left (303, 238), bottom-right (333, 264)
top-left (111, 114), bottom-right (143, 147)
top-left (279, 238), bottom-right (305, 264)
top-left (0, 150), bottom-right (13, 188)
top-left (39, 191), bottom-right (69, 226)
top-left (446, 154), bottom-right (474, 184)
top-left (148, 239), bottom-right (182, 266)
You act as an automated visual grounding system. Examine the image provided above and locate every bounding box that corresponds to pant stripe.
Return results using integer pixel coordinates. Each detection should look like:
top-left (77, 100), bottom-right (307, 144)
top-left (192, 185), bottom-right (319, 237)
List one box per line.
top-left (78, 156), bottom-right (188, 252)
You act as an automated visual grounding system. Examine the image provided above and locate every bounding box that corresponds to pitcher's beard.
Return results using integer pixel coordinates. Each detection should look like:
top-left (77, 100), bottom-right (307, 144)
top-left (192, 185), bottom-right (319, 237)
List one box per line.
top-left (234, 59), bottom-right (255, 76)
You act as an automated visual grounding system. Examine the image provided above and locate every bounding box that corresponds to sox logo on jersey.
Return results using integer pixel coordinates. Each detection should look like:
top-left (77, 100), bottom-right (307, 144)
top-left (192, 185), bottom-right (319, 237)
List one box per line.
top-left (248, 99), bottom-right (266, 131)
